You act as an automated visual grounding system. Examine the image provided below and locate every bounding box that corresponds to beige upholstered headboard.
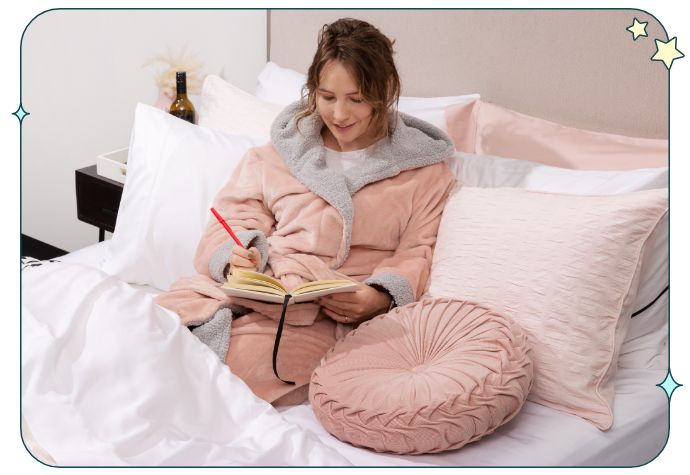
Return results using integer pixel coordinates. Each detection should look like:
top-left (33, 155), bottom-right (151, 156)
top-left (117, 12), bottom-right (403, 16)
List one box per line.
top-left (269, 9), bottom-right (668, 139)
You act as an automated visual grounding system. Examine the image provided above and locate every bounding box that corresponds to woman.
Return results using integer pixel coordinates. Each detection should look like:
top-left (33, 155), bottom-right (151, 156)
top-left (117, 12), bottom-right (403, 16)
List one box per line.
top-left (156, 18), bottom-right (456, 406)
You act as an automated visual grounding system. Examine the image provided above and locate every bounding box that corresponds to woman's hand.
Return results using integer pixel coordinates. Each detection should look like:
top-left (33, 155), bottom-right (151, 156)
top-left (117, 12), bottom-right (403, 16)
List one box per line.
top-left (314, 283), bottom-right (392, 324)
top-left (229, 245), bottom-right (262, 274)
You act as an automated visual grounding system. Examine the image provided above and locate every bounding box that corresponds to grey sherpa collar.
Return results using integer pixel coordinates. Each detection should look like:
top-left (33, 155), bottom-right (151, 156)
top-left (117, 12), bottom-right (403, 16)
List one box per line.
top-left (270, 100), bottom-right (455, 270)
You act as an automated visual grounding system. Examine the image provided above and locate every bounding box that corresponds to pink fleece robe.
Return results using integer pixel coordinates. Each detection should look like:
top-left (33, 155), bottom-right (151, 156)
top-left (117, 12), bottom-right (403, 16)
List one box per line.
top-left (155, 101), bottom-right (457, 404)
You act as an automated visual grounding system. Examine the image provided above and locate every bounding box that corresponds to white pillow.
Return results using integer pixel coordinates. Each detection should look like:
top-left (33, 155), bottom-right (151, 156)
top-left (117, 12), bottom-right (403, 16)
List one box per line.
top-left (396, 95), bottom-right (481, 133)
top-left (254, 61), bottom-right (480, 132)
top-left (254, 61), bottom-right (309, 106)
top-left (101, 104), bottom-right (270, 291)
top-left (199, 75), bottom-right (285, 136)
top-left (444, 151), bottom-right (669, 370)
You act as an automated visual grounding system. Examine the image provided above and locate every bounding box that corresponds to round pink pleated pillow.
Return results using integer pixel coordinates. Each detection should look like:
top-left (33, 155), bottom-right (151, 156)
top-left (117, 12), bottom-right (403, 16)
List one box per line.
top-left (309, 298), bottom-right (533, 455)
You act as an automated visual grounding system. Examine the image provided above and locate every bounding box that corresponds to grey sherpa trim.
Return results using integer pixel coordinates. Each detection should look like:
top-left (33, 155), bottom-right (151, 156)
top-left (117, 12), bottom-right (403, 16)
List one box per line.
top-left (189, 306), bottom-right (232, 362)
top-left (208, 230), bottom-right (269, 283)
top-left (270, 101), bottom-right (455, 270)
top-left (364, 272), bottom-right (414, 308)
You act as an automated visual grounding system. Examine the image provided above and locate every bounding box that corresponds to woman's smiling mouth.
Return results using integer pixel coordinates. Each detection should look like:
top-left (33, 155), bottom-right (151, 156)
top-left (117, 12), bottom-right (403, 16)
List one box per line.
top-left (334, 122), bottom-right (356, 132)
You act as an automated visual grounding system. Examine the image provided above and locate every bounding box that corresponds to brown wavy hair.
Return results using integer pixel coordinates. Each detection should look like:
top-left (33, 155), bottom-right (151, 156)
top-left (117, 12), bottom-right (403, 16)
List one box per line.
top-left (295, 18), bottom-right (402, 144)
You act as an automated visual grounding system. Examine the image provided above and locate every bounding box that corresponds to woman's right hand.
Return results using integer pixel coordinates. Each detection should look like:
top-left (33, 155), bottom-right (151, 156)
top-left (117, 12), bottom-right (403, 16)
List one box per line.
top-left (229, 245), bottom-right (262, 274)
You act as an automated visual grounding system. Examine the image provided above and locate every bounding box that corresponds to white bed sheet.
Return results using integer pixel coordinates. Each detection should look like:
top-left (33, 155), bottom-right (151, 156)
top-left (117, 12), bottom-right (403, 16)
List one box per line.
top-left (39, 241), bottom-right (670, 466)
top-left (278, 368), bottom-right (669, 466)
top-left (23, 241), bottom-right (165, 465)
top-left (58, 240), bottom-right (165, 297)
top-left (22, 260), bottom-right (351, 466)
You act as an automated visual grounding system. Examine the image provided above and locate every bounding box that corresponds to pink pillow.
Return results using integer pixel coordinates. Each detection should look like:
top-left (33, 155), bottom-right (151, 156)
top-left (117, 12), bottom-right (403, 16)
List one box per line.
top-left (425, 185), bottom-right (668, 429)
top-left (446, 100), bottom-right (668, 171)
top-left (309, 298), bottom-right (533, 455)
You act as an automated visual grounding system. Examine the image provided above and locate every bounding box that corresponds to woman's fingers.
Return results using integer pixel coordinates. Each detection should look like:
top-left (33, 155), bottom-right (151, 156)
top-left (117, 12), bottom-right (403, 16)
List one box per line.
top-left (321, 307), bottom-right (348, 323)
top-left (247, 246), bottom-right (261, 263)
top-left (231, 254), bottom-right (255, 268)
top-left (316, 297), bottom-right (358, 314)
top-left (315, 296), bottom-right (366, 321)
top-left (229, 245), bottom-right (261, 272)
top-left (232, 245), bottom-right (254, 260)
top-left (314, 283), bottom-right (390, 323)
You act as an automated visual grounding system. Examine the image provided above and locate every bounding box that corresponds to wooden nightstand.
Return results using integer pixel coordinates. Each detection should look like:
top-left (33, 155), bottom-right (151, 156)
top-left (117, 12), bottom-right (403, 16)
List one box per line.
top-left (75, 165), bottom-right (124, 242)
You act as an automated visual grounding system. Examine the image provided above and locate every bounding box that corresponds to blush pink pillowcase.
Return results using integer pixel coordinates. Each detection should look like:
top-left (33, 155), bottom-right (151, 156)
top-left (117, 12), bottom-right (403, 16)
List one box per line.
top-left (310, 298), bottom-right (533, 455)
top-left (446, 100), bottom-right (668, 171)
top-left (424, 185), bottom-right (668, 430)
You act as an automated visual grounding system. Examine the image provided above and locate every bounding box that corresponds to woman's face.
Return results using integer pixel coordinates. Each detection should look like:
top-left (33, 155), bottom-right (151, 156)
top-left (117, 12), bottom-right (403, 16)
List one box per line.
top-left (316, 59), bottom-right (374, 152)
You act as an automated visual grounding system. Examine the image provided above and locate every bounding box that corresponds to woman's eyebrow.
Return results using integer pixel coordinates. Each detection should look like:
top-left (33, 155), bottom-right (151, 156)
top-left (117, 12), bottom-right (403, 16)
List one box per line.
top-left (317, 88), bottom-right (360, 95)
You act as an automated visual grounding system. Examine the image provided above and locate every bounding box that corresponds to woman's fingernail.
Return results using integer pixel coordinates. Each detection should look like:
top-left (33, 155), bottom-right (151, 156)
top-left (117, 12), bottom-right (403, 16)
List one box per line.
top-left (248, 254), bottom-right (254, 258)
top-left (327, 295), bottom-right (333, 299)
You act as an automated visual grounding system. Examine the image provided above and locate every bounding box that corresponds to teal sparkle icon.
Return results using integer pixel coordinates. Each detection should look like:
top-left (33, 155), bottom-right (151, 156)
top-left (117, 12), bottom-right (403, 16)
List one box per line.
top-left (657, 369), bottom-right (682, 401)
top-left (12, 104), bottom-right (29, 124)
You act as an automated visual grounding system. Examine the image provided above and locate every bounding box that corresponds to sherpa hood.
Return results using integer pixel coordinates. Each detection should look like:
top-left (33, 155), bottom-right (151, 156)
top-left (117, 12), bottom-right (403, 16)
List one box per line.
top-left (270, 100), bottom-right (455, 196)
top-left (269, 100), bottom-right (455, 270)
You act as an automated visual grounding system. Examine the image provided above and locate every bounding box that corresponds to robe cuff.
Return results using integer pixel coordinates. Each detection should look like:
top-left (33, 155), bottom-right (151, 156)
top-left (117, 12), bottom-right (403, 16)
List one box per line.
top-left (208, 230), bottom-right (269, 283)
top-left (187, 306), bottom-right (233, 362)
top-left (363, 272), bottom-right (414, 308)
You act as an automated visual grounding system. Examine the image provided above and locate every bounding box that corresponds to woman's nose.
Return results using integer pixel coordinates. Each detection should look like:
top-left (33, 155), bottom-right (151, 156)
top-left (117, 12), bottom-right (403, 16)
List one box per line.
top-left (333, 101), bottom-right (349, 122)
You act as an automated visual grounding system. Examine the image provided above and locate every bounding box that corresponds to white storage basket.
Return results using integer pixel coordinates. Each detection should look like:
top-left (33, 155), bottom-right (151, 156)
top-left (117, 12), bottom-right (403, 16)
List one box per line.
top-left (96, 147), bottom-right (129, 184)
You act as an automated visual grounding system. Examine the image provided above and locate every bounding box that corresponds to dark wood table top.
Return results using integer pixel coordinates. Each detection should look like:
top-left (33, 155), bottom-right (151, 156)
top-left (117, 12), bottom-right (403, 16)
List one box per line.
top-left (76, 164), bottom-right (125, 189)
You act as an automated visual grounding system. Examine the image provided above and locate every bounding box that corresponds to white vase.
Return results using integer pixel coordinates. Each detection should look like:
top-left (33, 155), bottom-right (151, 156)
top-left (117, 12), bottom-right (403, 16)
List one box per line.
top-left (154, 90), bottom-right (174, 112)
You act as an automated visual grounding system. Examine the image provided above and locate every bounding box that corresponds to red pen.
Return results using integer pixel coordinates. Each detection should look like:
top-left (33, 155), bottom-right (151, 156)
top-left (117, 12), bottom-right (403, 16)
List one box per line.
top-left (210, 207), bottom-right (255, 264)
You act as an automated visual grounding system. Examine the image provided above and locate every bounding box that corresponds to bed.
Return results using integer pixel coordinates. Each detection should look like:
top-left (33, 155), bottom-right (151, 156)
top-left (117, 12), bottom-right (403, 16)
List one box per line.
top-left (21, 9), bottom-right (670, 467)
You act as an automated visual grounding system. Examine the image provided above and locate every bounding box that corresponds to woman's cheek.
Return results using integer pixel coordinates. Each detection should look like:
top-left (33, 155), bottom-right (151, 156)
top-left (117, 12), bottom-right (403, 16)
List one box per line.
top-left (318, 104), bottom-right (332, 123)
top-left (315, 96), bottom-right (328, 114)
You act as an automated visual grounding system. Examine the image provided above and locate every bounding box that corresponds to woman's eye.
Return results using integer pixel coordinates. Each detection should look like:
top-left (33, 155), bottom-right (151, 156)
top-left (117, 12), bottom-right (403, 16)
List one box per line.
top-left (322, 96), bottom-right (334, 101)
top-left (351, 99), bottom-right (362, 103)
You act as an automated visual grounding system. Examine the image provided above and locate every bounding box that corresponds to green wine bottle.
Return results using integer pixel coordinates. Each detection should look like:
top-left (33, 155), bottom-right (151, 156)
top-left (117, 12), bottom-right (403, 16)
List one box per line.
top-left (169, 71), bottom-right (195, 124)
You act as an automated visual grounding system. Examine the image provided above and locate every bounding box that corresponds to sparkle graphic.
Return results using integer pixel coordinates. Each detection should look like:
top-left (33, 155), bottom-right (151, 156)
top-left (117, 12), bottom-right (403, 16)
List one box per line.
top-left (651, 37), bottom-right (685, 70)
top-left (12, 104), bottom-right (29, 124)
top-left (657, 369), bottom-right (682, 401)
top-left (626, 18), bottom-right (648, 40)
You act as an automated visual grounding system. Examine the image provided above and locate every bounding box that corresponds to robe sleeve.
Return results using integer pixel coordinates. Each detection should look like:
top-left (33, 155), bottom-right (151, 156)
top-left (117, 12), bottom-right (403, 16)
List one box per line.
top-left (363, 165), bottom-right (456, 307)
top-left (194, 147), bottom-right (276, 283)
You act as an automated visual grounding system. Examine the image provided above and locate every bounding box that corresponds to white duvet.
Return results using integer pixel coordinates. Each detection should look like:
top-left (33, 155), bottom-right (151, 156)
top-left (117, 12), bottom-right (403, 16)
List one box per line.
top-left (21, 261), bottom-right (350, 466)
top-left (21, 257), bottom-right (670, 467)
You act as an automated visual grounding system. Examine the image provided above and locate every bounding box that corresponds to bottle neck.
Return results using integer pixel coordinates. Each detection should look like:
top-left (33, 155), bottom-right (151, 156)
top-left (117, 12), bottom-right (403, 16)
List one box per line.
top-left (176, 80), bottom-right (187, 95)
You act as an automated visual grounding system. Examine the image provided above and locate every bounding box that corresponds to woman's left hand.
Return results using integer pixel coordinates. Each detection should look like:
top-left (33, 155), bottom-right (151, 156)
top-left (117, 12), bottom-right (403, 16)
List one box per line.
top-left (315, 282), bottom-right (392, 324)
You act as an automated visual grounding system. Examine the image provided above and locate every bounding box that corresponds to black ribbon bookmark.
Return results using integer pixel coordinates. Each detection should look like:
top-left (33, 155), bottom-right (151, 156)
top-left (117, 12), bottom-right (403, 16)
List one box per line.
top-left (272, 294), bottom-right (295, 385)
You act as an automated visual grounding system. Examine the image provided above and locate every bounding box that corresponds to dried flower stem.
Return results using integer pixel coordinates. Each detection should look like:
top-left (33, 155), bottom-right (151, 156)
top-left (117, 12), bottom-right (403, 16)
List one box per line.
top-left (142, 43), bottom-right (206, 95)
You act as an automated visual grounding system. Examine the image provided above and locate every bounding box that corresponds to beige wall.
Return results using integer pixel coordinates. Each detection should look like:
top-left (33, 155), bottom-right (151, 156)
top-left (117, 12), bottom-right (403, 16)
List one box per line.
top-left (271, 9), bottom-right (668, 140)
top-left (21, 9), bottom-right (267, 252)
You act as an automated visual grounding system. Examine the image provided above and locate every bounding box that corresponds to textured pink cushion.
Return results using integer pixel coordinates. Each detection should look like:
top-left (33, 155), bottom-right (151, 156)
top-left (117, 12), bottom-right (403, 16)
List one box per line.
top-left (309, 298), bottom-right (533, 455)
top-left (198, 75), bottom-right (285, 136)
top-left (446, 100), bottom-right (668, 171)
top-left (425, 185), bottom-right (668, 429)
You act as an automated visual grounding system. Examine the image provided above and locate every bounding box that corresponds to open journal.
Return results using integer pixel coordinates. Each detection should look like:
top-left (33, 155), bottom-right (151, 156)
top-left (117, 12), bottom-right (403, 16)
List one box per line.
top-left (221, 269), bottom-right (357, 304)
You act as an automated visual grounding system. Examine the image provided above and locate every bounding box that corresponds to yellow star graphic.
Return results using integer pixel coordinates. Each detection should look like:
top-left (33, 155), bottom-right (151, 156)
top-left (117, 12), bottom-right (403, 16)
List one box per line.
top-left (651, 37), bottom-right (685, 70)
top-left (626, 18), bottom-right (648, 40)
